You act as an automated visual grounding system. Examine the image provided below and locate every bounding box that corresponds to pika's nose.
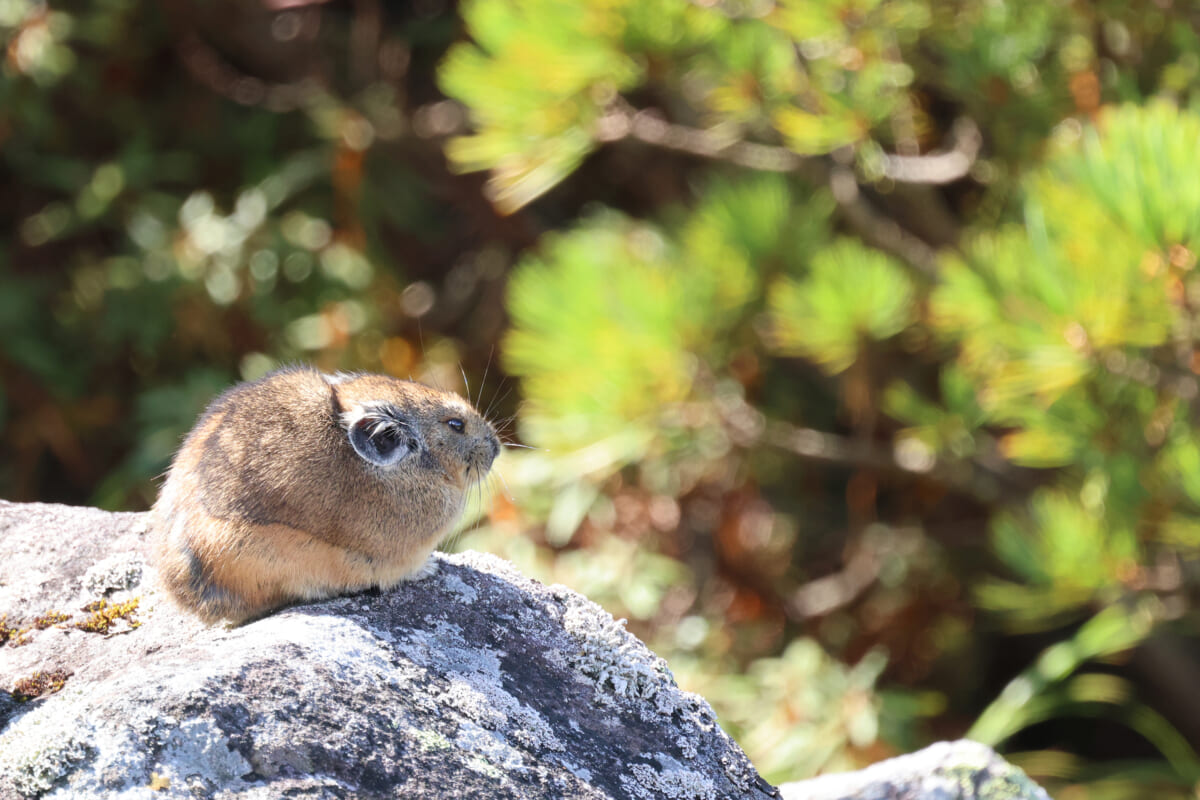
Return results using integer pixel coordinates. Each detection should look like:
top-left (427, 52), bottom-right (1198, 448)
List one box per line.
top-left (485, 434), bottom-right (500, 466)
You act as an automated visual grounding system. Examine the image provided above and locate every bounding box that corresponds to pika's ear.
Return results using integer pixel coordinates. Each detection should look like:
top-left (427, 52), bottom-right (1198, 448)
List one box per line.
top-left (342, 405), bottom-right (417, 467)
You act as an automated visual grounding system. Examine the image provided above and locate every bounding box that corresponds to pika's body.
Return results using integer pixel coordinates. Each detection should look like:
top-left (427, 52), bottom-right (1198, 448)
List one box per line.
top-left (151, 366), bottom-right (500, 623)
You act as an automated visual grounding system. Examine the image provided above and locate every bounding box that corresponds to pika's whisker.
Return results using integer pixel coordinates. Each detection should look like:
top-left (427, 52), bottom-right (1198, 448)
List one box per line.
top-left (485, 380), bottom-right (515, 422)
top-left (479, 346), bottom-right (494, 410)
top-left (493, 469), bottom-right (514, 504)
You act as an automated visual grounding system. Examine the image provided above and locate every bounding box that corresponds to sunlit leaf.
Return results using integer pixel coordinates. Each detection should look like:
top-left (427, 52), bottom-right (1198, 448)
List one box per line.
top-left (439, 0), bottom-right (643, 211)
top-left (767, 238), bottom-right (915, 373)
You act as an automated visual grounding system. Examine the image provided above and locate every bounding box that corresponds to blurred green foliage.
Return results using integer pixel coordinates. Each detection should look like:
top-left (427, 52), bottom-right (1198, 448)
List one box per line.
top-left (768, 238), bottom-right (916, 373)
top-left (8, 0), bottom-right (1200, 796)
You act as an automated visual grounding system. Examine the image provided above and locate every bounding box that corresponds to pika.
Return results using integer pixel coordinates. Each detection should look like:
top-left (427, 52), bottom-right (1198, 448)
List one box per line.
top-left (150, 365), bottom-right (500, 623)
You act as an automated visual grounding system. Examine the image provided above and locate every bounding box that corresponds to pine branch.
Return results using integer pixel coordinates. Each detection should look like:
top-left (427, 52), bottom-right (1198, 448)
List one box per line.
top-left (597, 104), bottom-right (953, 277)
top-left (759, 417), bottom-right (1011, 504)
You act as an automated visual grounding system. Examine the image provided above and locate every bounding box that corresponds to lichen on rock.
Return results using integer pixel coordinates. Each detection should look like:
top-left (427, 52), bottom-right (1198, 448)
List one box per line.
top-left (561, 599), bottom-right (673, 703)
top-left (623, 754), bottom-right (719, 800)
top-left (0, 715), bottom-right (91, 797)
top-left (81, 554), bottom-right (145, 599)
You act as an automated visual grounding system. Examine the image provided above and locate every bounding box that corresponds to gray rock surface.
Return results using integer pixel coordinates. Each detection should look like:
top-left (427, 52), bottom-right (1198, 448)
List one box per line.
top-left (778, 740), bottom-right (1051, 800)
top-left (0, 501), bottom-right (771, 799)
top-left (0, 501), bottom-right (1051, 800)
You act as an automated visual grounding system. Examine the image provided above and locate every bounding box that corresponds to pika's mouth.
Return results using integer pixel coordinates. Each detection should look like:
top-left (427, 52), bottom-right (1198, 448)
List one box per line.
top-left (460, 456), bottom-right (495, 489)
top-left (441, 437), bottom-right (499, 490)
top-left (463, 461), bottom-right (491, 487)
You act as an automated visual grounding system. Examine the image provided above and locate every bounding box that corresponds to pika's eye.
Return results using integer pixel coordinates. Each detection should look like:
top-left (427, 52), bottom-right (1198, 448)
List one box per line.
top-left (447, 418), bottom-right (465, 433)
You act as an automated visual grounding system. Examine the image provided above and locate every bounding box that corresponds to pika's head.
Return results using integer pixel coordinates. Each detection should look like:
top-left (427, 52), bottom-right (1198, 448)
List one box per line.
top-left (330, 372), bottom-right (501, 494)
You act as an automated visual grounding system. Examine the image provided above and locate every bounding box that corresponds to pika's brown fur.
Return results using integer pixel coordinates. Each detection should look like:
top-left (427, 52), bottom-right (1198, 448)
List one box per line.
top-left (150, 366), bottom-right (500, 623)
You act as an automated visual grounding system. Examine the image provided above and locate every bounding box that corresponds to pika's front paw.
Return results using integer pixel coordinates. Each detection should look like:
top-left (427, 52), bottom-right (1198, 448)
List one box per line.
top-left (408, 557), bottom-right (439, 581)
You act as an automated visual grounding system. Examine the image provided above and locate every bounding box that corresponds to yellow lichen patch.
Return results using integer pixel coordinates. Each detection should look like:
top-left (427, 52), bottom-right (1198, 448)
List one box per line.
top-left (148, 772), bottom-right (171, 791)
top-left (10, 668), bottom-right (73, 702)
top-left (32, 610), bottom-right (70, 630)
top-left (74, 598), bottom-right (141, 634)
top-left (0, 614), bottom-right (32, 647)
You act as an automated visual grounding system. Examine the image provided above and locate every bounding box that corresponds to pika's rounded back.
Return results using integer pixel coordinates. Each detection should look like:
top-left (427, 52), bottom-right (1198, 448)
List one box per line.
top-left (151, 366), bottom-right (500, 623)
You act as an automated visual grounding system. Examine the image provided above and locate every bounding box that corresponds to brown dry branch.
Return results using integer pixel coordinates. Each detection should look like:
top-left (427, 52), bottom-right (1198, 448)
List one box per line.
top-left (878, 118), bottom-right (982, 185)
top-left (787, 544), bottom-right (881, 619)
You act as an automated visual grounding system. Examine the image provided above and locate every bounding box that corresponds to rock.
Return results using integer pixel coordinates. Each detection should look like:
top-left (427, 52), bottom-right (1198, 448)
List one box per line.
top-left (0, 501), bottom-right (773, 799)
top-left (0, 501), bottom-right (1051, 800)
top-left (778, 739), bottom-right (1051, 800)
